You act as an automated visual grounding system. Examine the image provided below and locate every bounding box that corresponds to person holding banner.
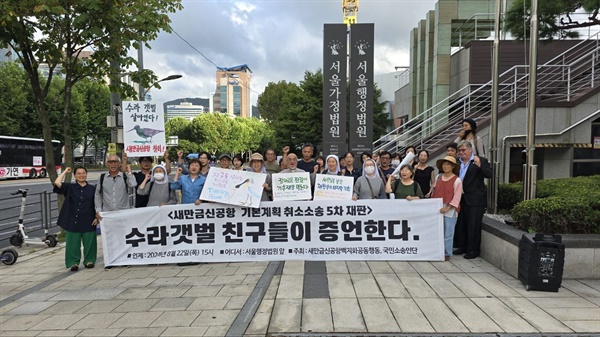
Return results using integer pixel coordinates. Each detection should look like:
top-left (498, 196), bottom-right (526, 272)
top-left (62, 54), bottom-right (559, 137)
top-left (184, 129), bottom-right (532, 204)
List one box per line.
top-left (352, 158), bottom-right (386, 200)
top-left (249, 153), bottom-right (272, 201)
top-left (385, 164), bottom-right (423, 201)
top-left (54, 167), bottom-right (98, 271)
top-left (431, 156), bottom-right (463, 261)
top-left (171, 158), bottom-right (206, 205)
top-left (137, 164), bottom-right (177, 206)
top-left (280, 153), bottom-right (305, 173)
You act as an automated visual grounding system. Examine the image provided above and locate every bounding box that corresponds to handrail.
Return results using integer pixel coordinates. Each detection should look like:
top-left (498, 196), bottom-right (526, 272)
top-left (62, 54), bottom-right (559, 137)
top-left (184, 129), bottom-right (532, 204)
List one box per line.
top-left (500, 108), bottom-right (600, 183)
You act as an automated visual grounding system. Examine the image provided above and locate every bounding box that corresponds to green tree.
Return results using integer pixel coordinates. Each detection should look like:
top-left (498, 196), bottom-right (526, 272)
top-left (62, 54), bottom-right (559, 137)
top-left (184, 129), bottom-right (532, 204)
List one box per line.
top-left (0, 0), bottom-right (183, 184)
top-left (0, 62), bottom-right (31, 135)
top-left (76, 79), bottom-right (111, 164)
top-left (505, 0), bottom-right (600, 40)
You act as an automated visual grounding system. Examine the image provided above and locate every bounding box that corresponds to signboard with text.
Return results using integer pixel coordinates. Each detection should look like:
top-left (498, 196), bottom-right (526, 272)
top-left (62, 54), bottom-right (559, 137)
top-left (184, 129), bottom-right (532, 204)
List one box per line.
top-left (199, 167), bottom-right (266, 208)
top-left (271, 172), bottom-right (312, 201)
top-left (313, 174), bottom-right (353, 200)
top-left (122, 101), bottom-right (166, 156)
top-left (100, 199), bottom-right (444, 266)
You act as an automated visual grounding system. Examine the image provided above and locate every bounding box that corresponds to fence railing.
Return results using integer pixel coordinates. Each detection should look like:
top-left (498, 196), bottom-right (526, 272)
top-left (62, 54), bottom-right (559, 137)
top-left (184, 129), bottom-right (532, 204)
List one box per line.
top-left (374, 33), bottom-right (600, 155)
top-left (0, 191), bottom-right (59, 245)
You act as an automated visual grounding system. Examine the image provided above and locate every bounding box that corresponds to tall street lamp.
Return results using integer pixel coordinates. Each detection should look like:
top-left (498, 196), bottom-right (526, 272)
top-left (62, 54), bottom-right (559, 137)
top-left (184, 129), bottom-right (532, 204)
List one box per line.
top-left (140, 74), bottom-right (183, 100)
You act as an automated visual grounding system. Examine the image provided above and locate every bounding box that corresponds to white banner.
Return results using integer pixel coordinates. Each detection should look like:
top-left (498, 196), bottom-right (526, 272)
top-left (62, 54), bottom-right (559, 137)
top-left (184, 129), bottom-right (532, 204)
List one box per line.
top-left (199, 167), bottom-right (266, 208)
top-left (100, 199), bottom-right (444, 266)
top-left (122, 101), bottom-right (166, 156)
top-left (272, 172), bottom-right (312, 201)
top-left (313, 175), bottom-right (353, 200)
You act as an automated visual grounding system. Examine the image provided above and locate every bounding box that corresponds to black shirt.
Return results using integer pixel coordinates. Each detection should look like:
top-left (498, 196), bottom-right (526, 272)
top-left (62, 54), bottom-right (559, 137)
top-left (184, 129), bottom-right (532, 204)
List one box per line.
top-left (132, 171), bottom-right (149, 207)
top-left (297, 159), bottom-right (317, 173)
top-left (54, 182), bottom-right (96, 233)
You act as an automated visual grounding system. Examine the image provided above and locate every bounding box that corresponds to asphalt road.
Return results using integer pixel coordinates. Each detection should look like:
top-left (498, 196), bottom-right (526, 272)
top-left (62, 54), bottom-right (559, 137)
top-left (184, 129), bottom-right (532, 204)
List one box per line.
top-left (0, 172), bottom-right (101, 249)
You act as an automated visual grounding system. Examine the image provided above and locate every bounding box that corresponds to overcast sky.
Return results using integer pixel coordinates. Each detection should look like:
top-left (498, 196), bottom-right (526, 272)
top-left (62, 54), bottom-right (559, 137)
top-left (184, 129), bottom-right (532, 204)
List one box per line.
top-left (143, 0), bottom-right (438, 105)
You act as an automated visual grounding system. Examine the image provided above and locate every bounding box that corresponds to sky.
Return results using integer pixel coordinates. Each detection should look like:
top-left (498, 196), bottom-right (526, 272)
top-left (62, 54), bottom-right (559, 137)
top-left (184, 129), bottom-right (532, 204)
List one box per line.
top-left (143, 0), bottom-right (438, 105)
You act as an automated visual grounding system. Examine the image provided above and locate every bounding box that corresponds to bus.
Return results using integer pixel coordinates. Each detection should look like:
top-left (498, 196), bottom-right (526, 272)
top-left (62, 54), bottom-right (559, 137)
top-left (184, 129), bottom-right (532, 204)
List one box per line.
top-left (0, 136), bottom-right (63, 179)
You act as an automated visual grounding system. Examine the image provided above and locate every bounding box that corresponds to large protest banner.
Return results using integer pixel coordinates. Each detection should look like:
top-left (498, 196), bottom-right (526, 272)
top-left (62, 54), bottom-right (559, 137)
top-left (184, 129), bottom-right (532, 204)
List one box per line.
top-left (100, 199), bottom-right (444, 266)
top-left (122, 100), bottom-right (166, 156)
top-left (199, 167), bottom-right (266, 208)
top-left (271, 172), bottom-right (312, 201)
top-left (313, 175), bottom-right (353, 200)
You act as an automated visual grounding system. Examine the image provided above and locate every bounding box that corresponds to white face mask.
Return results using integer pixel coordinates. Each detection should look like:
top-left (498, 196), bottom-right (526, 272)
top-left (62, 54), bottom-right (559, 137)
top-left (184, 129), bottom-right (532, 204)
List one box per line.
top-left (153, 173), bottom-right (165, 181)
top-left (391, 160), bottom-right (400, 167)
top-left (364, 166), bottom-right (375, 175)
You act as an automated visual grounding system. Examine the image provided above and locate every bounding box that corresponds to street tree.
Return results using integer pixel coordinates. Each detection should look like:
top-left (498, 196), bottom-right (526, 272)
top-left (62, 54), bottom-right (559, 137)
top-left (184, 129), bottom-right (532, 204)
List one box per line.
top-left (0, 62), bottom-right (31, 135)
top-left (0, 0), bottom-right (183, 184)
top-left (505, 0), bottom-right (600, 40)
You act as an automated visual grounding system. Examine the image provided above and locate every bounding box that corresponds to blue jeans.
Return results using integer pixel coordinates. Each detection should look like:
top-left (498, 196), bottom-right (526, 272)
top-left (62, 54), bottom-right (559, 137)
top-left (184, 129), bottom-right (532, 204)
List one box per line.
top-left (444, 216), bottom-right (458, 257)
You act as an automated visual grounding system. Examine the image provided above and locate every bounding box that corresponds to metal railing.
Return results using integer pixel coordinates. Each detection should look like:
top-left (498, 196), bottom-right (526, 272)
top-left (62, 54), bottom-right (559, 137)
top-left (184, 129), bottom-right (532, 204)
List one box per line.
top-left (374, 33), bottom-right (600, 155)
top-left (0, 191), bottom-right (59, 244)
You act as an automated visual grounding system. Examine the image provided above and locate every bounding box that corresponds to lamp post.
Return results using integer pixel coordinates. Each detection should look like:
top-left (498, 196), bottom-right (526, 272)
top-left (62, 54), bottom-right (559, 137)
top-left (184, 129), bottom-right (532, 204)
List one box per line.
top-left (139, 74), bottom-right (183, 101)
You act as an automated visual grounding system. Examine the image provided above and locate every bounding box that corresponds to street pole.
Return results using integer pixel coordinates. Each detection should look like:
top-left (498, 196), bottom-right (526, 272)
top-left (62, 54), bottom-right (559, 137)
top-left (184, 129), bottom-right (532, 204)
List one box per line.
top-left (524, 0), bottom-right (539, 200)
top-left (488, 0), bottom-right (502, 214)
top-left (138, 40), bottom-right (144, 101)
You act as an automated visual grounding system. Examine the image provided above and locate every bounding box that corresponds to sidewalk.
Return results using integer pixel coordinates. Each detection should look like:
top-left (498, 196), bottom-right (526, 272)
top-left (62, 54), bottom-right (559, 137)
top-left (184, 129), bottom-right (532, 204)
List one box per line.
top-left (0, 239), bottom-right (598, 336)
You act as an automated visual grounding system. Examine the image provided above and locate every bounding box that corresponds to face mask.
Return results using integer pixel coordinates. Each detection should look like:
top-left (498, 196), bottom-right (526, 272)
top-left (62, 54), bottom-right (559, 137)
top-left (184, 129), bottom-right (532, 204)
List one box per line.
top-left (364, 166), bottom-right (375, 175)
top-left (391, 160), bottom-right (400, 167)
top-left (153, 173), bottom-right (165, 181)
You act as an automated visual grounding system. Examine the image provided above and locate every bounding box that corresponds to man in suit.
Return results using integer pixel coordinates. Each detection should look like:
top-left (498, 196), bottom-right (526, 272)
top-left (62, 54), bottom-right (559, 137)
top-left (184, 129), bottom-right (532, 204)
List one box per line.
top-left (453, 140), bottom-right (492, 259)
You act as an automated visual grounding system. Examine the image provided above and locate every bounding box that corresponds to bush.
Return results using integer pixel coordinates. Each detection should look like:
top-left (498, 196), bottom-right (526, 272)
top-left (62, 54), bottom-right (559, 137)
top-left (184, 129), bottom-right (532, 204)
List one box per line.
top-left (510, 175), bottom-right (600, 234)
top-left (498, 183), bottom-right (522, 211)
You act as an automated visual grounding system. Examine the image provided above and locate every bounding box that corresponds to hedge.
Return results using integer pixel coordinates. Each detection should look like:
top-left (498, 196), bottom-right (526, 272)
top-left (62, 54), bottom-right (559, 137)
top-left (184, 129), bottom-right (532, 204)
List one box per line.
top-left (498, 175), bottom-right (600, 234)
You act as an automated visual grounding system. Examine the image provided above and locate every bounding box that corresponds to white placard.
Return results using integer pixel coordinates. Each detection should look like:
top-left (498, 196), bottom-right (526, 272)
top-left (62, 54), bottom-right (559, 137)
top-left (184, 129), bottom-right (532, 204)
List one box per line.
top-left (122, 101), bottom-right (166, 156)
top-left (272, 172), bottom-right (312, 201)
top-left (313, 174), bottom-right (353, 200)
top-left (100, 199), bottom-right (444, 266)
top-left (199, 167), bottom-right (266, 208)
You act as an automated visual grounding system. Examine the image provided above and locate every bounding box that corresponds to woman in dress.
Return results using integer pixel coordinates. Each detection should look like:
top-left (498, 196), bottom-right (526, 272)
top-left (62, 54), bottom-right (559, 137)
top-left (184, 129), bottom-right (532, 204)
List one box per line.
top-left (414, 149), bottom-right (435, 197)
top-left (352, 158), bottom-right (386, 200)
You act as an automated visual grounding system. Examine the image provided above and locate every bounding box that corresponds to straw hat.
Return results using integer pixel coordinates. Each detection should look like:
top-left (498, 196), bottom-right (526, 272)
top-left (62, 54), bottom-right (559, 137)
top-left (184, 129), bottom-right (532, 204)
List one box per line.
top-left (250, 153), bottom-right (264, 162)
top-left (436, 156), bottom-right (459, 175)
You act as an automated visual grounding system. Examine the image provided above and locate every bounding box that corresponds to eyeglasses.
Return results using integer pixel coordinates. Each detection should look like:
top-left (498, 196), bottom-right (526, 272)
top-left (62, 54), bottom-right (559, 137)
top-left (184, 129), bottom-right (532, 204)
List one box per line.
top-left (107, 160), bottom-right (119, 164)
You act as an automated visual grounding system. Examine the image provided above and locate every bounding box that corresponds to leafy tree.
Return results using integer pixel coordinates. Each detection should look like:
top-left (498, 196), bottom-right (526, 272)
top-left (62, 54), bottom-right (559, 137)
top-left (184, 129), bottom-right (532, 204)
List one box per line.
top-left (505, 0), bottom-right (600, 40)
top-left (0, 0), bottom-right (183, 184)
top-left (257, 69), bottom-right (388, 155)
top-left (0, 62), bottom-right (31, 135)
top-left (76, 79), bottom-right (111, 164)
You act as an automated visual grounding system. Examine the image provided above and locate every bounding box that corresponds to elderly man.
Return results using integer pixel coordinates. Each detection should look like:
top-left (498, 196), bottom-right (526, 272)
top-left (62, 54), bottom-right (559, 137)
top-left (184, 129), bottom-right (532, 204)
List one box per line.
top-left (453, 140), bottom-right (492, 259)
top-left (280, 153), bottom-right (305, 173)
top-left (95, 154), bottom-right (137, 218)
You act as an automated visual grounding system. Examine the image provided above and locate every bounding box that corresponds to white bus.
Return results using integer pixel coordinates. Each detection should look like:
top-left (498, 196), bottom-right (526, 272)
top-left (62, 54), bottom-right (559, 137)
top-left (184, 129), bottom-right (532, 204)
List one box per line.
top-left (0, 136), bottom-right (63, 179)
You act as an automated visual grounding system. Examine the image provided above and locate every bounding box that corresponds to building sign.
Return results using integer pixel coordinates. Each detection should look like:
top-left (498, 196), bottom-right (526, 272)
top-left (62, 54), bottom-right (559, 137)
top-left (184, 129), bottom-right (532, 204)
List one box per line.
top-left (322, 24), bottom-right (348, 157)
top-left (348, 23), bottom-right (374, 155)
top-left (100, 199), bottom-right (444, 265)
top-left (122, 101), bottom-right (166, 156)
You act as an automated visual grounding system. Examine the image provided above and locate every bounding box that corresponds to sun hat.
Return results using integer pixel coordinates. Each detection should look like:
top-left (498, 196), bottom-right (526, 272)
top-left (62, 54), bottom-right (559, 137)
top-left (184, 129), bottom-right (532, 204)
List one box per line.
top-left (436, 155), bottom-right (459, 175)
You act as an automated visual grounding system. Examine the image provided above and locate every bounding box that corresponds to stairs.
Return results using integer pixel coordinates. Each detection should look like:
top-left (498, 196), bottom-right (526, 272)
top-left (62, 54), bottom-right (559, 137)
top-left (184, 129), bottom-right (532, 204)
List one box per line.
top-left (374, 35), bottom-right (600, 157)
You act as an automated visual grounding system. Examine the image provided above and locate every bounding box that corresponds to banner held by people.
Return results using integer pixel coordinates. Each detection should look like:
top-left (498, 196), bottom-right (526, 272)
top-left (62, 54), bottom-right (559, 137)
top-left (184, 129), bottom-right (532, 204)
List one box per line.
top-left (100, 199), bottom-right (444, 266)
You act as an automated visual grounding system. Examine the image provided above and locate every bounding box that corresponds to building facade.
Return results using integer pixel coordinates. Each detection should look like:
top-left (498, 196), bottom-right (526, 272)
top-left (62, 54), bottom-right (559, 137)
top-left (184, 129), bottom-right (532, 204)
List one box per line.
top-left (213, 65), bottom-right (252, 118)
top-left (166, 101), bottom-right (205, 121)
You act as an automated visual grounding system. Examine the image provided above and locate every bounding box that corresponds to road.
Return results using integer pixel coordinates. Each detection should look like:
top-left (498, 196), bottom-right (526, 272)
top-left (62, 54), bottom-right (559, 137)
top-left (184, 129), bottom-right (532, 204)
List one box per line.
top-left (0, 172), bottom-right (101, 249)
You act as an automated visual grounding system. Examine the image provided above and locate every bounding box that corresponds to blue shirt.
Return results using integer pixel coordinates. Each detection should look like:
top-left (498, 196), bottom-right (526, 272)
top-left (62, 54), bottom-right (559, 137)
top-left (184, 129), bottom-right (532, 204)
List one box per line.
top-left (459, 154), bottom-right (474, 182)
top-left (171, 174), bottom-right (206, 204)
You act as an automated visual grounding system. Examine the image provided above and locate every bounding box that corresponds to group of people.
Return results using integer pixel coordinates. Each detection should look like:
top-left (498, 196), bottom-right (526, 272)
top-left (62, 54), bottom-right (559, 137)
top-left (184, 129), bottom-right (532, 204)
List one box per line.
top-left (53, 117), bottom-right (491, 270)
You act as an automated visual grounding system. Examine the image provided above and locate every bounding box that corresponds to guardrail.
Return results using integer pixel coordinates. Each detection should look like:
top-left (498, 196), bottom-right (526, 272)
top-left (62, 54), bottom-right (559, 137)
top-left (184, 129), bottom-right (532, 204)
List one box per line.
top-left (0, 191), bottom-right (59, 243)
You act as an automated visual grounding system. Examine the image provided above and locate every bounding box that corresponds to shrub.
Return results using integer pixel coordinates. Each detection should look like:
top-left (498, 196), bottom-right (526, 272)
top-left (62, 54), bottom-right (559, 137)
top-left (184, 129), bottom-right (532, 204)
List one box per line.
top-left (510, 175), bottom-right (600, 234)
top-left (498, 182), bottom-right (522, 211)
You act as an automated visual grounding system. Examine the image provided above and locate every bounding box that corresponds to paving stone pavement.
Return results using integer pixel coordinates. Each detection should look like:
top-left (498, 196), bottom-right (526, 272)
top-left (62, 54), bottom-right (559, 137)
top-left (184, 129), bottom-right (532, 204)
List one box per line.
top-left (1, 239), bottom-right (599, 337)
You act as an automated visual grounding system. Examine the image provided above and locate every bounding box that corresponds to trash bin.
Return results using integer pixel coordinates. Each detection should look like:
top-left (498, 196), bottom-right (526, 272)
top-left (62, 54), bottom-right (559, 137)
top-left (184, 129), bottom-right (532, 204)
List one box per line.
top-left (518, 233), bottom-right (565, 292)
